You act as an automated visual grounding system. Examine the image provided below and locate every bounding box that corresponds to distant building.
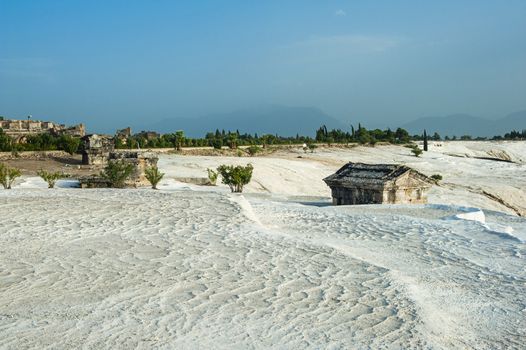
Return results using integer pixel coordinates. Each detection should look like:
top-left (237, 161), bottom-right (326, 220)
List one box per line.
top-left (135, 131), bottom-right (160, 141)
top-left (0, 119), bottom-right (85, 142)
top-left (323, 162), bottom-right (433, 205)
top-left (115, 127), bottom-right (132, 144)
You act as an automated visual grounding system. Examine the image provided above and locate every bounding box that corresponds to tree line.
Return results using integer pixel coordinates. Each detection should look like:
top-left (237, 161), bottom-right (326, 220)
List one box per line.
top-left (0, 129), bottom-right (80, 154)
top-left (117, 125), bottom-right (416, 150)
top-left (1, 124), bottom-right (524, 154)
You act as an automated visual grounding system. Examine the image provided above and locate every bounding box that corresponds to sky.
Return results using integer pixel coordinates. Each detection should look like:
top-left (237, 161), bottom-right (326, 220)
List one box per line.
top-left (1, 0), bottom-right (525, 132)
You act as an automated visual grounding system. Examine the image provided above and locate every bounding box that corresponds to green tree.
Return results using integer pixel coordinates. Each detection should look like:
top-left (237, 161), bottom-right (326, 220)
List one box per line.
top-left (260, 134), bottom-right (270, 148)
top-left (227, 132), bottom-right (238, 149)
top-left (174, 130), bottom-right (185, 150)
top-left (395, 128), bottom-right (410, 143)
top-left (217, 164), bottom-right (253, 193)
top-left (356, 127), bottom-right (371, 144)
top-left (211, 138), bottom-right (223, 149)
top-left (37, 169), bottom-right (64, 188)
top-left (0, 129), bottom-right (12, 151)
top-left (144, 166), bottom-right (164, 189)
top-left (0, 163), bottom-right (22, 189)
top-left (101, 160), bottom-right (134, 188)
top-left (58, 135), bottom-right (80, 155)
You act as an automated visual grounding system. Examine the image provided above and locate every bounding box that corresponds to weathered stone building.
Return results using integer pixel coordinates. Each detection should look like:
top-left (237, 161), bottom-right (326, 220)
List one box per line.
top-left (109, 151), bottom-right (159, 187)
top-left (79, 151), bottom-right (159, 188)
top-left (80, 134), bottom-right (115, 165)
top-left (115, 127), bottom-right (132, 144)
top-left (0, 119), bottom-right (85, 142)
top-left (323, 162), bottom-right (432, 205)
top-left (136, 131), bottom-right (160, 141)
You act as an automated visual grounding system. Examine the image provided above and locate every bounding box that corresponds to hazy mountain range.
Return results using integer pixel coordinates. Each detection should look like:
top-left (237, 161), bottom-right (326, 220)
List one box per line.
top-left (402, 111), bottom-right (526, 137)
top-left (138, 105), bottom-right (525, 138)
top-left (144, 105), bottom-right (348, 137)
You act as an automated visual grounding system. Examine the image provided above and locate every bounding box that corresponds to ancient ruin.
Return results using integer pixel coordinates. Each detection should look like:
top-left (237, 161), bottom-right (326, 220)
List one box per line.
top-left (109, 151), bottom-right (159, 187)
top-left (0, 118), bottom-right (85, 142)
top-left (79, 150), bottom-right (159, 188)
top-left (115, 127), bottom-right (132, 144)
top-left (135, 131), bottom-right (160, 141)
top-left (323, 162), bottom-right (433, 205)
top-left (80, 134), bottom-right (115, 165)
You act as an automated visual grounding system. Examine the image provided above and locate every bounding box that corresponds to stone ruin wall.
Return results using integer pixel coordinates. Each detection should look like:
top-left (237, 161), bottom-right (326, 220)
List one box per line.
top-left (81, 135), bottom-right (115, 166)
top-left (79, 134), bottom-right (159, 188)
top-left (382, 186), bottom-right (428, 204)
top-left (0, 119), bottom-right (85, 141)
top-left (331, 183), bottom-right (429, 205)
top-left (330, 186), bottom-right (384, 205)
top-left (109, 151), bottom-right (159, 187)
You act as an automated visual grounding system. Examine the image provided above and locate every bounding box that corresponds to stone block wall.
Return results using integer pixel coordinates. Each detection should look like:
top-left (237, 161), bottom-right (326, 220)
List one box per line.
top-left (331, 186), bottom-right (428, 205)
top-left (331, 186), bottom-right (384, 205)
top-left (81, 135), bottom-right (115, 165)
top-left (108, 151), bottom-right (159, 187)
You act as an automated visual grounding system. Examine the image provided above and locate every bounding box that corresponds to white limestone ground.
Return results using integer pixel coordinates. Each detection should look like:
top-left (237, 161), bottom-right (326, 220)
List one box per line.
top-left (1, 141), bottom-right (525, 349)
top-left (159, 141), bottom-right (526, 216)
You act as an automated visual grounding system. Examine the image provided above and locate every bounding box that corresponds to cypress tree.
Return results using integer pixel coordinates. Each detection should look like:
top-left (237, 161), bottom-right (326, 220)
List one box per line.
top-left (423, 129), bottom-right (428, 151)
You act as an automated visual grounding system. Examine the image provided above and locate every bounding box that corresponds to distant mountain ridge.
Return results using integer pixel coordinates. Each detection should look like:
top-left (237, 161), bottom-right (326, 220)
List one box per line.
top-left (135, 106), bottom-right (525, 138)
top-left (402, 111), bottom-right (526, 137)
top-left (143, 105), bottom-right (348, 137)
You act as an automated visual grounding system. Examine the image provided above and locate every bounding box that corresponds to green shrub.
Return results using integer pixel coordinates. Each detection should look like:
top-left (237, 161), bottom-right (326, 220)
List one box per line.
top-left (212, 139), bottom-right (223, 150)
top-left (37, 169), bottom-right (64, 188)
top-left (207, 168), bottom-right (218, 185)
top-left (411, 146), bottom-right (423, 157)
top-left (217, 164), bottom-right (253, 193)
top-left (58, 135), bottom-right (80, 155)
top-left (144, 166), bottom-right (164, 189)
top-left (430, 174), bottom-right (443, 182)
top-left (308, 144), bottom-right (318, 153)
top-left (0, 128), bottom-right (12, 151)
top-left (101, 160), bottom-right (134, 188)
top-left (246, 145), bottom-right (261, 156)
top-left (0, 163), bottom-right (22, 189)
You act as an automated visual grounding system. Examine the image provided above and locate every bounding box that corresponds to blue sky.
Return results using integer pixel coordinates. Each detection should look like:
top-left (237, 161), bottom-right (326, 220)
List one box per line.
top-left (1, 0), bottom-right (525, 132)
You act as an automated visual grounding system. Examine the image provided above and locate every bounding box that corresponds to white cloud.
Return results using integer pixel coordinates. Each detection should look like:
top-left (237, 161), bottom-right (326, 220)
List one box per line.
top-left (335, 9), bottom-right (347, 16)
